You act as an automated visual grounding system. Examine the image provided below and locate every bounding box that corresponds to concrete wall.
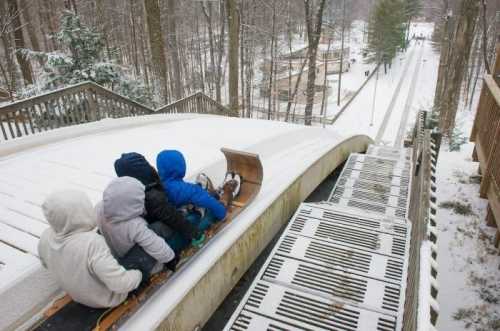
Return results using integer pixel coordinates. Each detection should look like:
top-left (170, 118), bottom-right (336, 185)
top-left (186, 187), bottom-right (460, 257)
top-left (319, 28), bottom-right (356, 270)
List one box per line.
top-left (157, 135), bottom-right (372, 331)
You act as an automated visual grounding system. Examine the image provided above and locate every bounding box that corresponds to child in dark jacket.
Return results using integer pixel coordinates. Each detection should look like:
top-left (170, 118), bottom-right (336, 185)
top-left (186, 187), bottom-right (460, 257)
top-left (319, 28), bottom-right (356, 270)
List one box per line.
top-left (156, 150), bottom-right (238, 231)
top-left (114, 152), bottom-right (205, 252)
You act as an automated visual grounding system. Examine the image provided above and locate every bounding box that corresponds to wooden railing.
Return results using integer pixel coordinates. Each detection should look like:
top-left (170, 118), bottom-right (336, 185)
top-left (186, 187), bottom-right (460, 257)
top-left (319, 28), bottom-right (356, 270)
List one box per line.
top-left (249, 105), bottom-right (333, 125)
top-left (403, 110), bottom-right (441, 331)
top-left (470, 74), bottom-right (500, 246)
top-left (157, 91), bottom-right (231, 116)
top-left (0, 82), bottom-right (231, 142)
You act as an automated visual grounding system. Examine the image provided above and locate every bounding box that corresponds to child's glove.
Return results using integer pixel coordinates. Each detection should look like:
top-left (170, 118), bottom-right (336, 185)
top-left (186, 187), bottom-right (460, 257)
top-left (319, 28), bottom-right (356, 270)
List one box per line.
top-left (165, 255), bottom-right (180, 272)
top-left (191, 232), bottom-right (206, 248)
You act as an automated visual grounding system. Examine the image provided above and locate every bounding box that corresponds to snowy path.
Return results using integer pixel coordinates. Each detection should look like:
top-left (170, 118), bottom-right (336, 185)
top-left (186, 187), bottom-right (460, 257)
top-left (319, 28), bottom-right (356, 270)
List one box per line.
top-left (375, 45), bottom-right (418, 143)
top-left (379, 41), bottom-right (426, 145)
top-left (331, 23), bottom-right (436, 147)
top-left (394, 43), bottom-right (424, 147)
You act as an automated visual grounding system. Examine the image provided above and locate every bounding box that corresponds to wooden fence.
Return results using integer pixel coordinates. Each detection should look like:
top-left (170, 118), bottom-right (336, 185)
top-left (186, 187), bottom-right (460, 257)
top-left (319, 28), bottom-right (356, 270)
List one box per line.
top-left (470, 74), bottom-right (500, 247)
top-left (403, 110), bottom-right (441, 330)
top-left (0, 82), bottom-right (231, 142)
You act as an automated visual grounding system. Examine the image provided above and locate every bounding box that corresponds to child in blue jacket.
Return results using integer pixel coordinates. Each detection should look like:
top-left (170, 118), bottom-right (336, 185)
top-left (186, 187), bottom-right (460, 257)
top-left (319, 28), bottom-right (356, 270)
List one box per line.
top-left (156, 150), bottom-right (238, 231)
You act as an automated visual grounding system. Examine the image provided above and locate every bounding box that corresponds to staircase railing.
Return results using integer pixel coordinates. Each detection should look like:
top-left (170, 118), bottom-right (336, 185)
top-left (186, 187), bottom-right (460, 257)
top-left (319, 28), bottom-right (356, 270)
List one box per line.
top-left (0, 82), bottom-right (231, 142)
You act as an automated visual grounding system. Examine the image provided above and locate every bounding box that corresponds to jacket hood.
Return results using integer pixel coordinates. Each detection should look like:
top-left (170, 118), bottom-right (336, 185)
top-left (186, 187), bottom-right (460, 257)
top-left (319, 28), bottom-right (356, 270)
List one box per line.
top-left (103, 177), bottom-right (145, 223)
top-left (157, 150), bottom-right (186, 181)
top-left (114, 152), bottom-right (156, 186)
top-left (42, 190), bottom-right (96, 241)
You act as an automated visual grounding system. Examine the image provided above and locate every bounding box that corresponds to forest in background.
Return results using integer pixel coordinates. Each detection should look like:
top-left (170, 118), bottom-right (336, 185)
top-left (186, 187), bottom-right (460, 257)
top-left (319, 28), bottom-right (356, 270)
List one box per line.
top-left (0, 0), bottom-right (498, 134)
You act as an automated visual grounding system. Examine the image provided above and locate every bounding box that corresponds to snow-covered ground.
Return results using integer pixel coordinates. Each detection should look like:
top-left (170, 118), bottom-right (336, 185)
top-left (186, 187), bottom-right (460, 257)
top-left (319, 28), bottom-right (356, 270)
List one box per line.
top-left (436, 109), bottom-right (500, 330)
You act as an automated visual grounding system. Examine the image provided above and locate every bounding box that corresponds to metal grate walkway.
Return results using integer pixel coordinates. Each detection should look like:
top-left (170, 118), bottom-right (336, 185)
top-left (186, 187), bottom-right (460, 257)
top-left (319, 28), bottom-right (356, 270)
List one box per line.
top-left (224, 145), bottom-right (412, 331)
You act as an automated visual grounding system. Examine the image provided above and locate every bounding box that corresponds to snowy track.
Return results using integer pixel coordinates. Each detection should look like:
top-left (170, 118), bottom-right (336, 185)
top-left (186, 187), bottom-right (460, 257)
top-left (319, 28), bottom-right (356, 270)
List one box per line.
top-left (375, 45), bottom-right (418, 143)
top-left (0, 114), bottom-right (370, 330)
top-left (394, 43), bottom-right (425, 147)
top-left (331, 24), bottom-right (437, 147)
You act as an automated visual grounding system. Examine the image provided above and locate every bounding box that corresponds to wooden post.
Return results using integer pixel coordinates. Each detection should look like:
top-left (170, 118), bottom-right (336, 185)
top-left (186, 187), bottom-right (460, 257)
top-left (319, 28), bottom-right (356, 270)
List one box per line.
top-left (472, 145), bottom-right (478, 161)
top-left (86, 87), bottom-right (98, 122)
top-left (470, 87), bottom-right (487, 141)
top-left (486, 204), bottom-right (498, 227)
top-left (479, 119), bottom-right (500, 197)
top-left (493, 15), bottom-right (500, 84)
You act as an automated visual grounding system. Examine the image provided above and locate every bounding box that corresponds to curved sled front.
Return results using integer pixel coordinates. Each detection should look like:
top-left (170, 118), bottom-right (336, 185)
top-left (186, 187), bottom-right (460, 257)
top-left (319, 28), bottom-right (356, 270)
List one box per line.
top-left (220, 147), bottom-right (263, 217)
top-left (32, 148), bottom-right (263, 331)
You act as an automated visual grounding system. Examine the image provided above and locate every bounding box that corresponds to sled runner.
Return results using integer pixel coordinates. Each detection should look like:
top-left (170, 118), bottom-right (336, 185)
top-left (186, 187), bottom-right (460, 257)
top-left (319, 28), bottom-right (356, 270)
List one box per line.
top-left (32, 148), bottom-right (263, 331)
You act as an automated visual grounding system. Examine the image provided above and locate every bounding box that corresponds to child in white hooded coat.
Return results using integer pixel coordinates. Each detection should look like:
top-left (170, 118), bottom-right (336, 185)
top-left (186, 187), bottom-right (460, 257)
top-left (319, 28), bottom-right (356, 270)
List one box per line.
top-left (38, 190), bottom-right (142, 308)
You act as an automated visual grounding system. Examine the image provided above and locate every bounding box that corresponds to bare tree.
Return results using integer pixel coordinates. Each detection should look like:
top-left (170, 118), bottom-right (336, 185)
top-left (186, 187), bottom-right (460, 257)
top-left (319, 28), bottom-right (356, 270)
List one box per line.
top-left (0, 1), bottom-right (17, 99)
top-left (227, 0), bottom-right (239, 115)
top-left (304, 0), bottom-right (327, 126)
top-left (144, 0), bottom-right (169, 103)
top-left (7, 0), bottom-right (33, 86)
top-left (438, 0), bottom-right (479, 135)
top-left (166, 0), bottom-right (183, 100)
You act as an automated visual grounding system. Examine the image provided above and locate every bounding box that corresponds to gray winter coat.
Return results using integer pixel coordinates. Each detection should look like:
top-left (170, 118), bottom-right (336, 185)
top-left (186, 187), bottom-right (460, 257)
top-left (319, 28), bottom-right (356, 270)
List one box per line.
top-left (38, 190), bottom-right (142, 308)
top-left (96, 176), bottom-right (175, 264)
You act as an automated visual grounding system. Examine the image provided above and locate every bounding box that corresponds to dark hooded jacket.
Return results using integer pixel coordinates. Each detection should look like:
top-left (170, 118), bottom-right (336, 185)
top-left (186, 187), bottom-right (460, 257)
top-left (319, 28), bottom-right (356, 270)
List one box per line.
top-left (156, 150), bottom-right (227, 220)
top-left (114, 152), bottom-right (200, 241)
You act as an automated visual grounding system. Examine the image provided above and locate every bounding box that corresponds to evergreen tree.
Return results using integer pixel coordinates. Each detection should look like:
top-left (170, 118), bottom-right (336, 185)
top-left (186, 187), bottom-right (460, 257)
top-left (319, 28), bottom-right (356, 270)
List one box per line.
top-left (24, 11), bottom-right (153, 106)
top-left (404, 0), bottom-right (421, 45)
top-left (449, 126), bottom-right (467, 151)
top-left (365, 0), bottom-right (406, 73)
top-left (427, 107), bottom-right (440, 130)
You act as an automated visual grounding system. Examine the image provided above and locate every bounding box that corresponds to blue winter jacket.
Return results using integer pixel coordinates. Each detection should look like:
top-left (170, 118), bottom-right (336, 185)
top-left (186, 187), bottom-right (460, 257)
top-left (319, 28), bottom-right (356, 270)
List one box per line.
top-left (156, 150), bottom-right (227, 220)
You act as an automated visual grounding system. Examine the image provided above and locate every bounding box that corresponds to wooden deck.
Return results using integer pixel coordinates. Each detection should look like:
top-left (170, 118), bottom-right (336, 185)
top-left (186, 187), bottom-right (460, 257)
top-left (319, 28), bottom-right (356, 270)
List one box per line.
top-left (470, 59), bottom-right (500, 248)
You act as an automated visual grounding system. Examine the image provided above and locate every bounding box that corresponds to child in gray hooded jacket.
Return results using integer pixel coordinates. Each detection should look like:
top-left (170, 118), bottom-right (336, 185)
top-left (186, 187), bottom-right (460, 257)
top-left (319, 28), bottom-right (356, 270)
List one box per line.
top-left (96, 176), bottom-right (177, 280)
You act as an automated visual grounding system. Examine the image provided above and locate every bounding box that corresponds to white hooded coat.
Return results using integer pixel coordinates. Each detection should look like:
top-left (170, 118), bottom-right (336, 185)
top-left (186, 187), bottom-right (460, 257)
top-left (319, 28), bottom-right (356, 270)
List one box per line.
top-left (38, 190), bottom-right (142, 308)
top-left (96, 176), bottom-right (175, 264)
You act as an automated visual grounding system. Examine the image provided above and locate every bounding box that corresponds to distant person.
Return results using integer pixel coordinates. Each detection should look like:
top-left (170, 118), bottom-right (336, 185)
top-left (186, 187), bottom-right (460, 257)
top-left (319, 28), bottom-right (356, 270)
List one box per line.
top-left (96, 177), bottom-right (179, 282)
top-left (156, 150), bottom-right (240, 231)
top-left (38, 190), bottom-right (142, 308)
top-left (114, 152), bottom-right (205, 252)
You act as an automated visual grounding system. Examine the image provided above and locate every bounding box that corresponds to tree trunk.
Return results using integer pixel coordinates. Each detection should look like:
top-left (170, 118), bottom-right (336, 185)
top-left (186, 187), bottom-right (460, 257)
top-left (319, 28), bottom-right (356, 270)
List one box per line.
top-left (439, 0), bottom-right (479, 136)
top-left (0, 2), bottom-right (17, 96)
top-left (195, 13), bottom-right (205, 93)
top-left (41, 0), bottom-right (57, 50)
top-left (7, 0), bottom-right (33, 86)
top-left (201, 1), bottom-right (216, 98)
top-left (267, 2), bottom-right (276, 120)
top-left (166, 0), bottom-right (183, 100)
top-left (433, 0), bottom-right (452, 115)
top-left (337, 0), bottom-right (346, 106)
top-left (480, 0), bottom-right (491, 74)
top-left (96, 0), bottom-right (111, 60)
top-left (321, 38), bottom-right (332, 117)
top-left (226, 0), bottom-right (239, 115)
top-left (285, 49), bottom-right (309, 122)
top-left (129, 0), bottom-right (140, 77)
top-left (215, 1), bottom-right (225, 104)
top-left (144, 0), bottom-right (169, 103)
top-left (18, 0), bottom-right (41, 52)
top-left (304, 0), bottom-right (327, 126)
